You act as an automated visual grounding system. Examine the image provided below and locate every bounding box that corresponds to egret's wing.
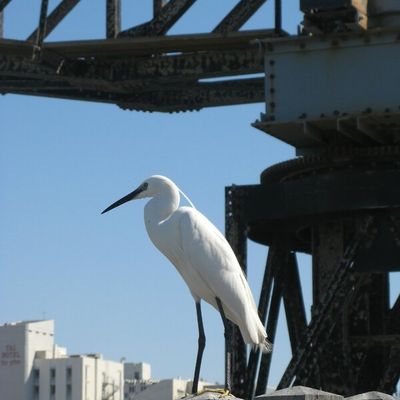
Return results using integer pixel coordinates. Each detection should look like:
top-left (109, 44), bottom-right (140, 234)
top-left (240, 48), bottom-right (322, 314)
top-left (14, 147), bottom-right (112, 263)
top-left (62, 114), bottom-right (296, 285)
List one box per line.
top-left (178, 208), bottom-right (257, 319)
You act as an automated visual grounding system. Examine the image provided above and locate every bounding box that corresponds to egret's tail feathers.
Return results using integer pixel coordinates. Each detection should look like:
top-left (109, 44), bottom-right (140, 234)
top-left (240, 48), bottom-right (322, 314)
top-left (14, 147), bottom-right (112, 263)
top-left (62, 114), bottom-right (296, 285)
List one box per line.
top-left (260, 338), bottom-right (273, 354)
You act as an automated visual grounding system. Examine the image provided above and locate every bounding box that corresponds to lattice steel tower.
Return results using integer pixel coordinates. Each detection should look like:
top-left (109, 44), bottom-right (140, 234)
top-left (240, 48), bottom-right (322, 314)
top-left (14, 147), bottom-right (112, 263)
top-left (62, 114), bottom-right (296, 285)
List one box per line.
top-left (0, 1), bottom-right (399, 398)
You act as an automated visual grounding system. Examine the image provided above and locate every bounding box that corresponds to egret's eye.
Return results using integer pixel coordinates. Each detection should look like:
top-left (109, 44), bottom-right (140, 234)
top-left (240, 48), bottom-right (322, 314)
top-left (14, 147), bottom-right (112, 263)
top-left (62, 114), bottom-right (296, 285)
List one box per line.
top-left (142, 182), bottom-right (149, 190)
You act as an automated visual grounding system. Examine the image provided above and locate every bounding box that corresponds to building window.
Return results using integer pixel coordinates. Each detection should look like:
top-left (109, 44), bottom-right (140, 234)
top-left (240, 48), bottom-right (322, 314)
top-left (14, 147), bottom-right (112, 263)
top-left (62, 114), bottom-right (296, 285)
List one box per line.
top-left (66, 367), bottom-right (72, 381)
top-left (50, 368), bottom-right (56, 381)
top-left (33, 385), bottom-right (39, 399)
top-left (50, 384), bottom-right (56, 400)
top-left (33, 368), bottom-right (40, 382)
top-left (134, 372), bottom-right (140, 380)
top-left (66, 383), bottom-right (72, 400)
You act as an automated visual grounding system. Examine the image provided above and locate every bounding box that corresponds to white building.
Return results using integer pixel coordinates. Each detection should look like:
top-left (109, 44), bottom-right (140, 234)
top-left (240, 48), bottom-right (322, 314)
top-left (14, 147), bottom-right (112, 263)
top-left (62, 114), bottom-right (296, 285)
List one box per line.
top-left (123, 361), bottom-right (216, 400)
top-left (124, 362), bottom-right (151, 381)
top-left (0, 320), bottom-right (123, 400)
top-left (131, 378), bottom-right (216, 400)
top-left (124, 362), bottom-right (157, 400)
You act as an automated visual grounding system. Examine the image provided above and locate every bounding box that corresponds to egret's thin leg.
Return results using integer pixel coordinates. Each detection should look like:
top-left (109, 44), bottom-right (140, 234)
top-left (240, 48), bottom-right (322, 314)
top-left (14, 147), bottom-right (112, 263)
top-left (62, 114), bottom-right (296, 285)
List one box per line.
top-left (192, 301), bottom-right (206, 394)
top-left (216, 297), bottom-right (231, 392)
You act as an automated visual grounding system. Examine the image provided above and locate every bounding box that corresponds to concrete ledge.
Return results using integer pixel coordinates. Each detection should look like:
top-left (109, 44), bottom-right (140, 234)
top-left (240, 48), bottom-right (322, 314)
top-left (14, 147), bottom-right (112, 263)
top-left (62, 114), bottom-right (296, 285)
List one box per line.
top-left (345, 392), bottom-right (395, 400)
top-left (184, 391), bottom-right (242, 400)
top-left (256, 386), bottom-right (344, 400)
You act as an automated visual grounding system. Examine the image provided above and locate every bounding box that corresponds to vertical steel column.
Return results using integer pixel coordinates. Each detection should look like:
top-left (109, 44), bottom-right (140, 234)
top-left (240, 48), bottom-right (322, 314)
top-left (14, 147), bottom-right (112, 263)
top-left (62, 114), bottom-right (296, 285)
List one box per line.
top-left (274, 0), bottom-right (282, 33)
top-left (312, 222), bottom-right (344, 309)
top-left (278, 216), bottom-right (375, 391)
top-left (0, 0), bottom-right (10, 38)
top-left (106, 0), bottom-right (121, 38)
top-left (246, 246), bottom-right (276, 400)
top-left (282, 252), bottom-right (307, 354)
top-left (225, 186), bottom-right (248, 397)
top-left (349, 273), bottom-right (391, 393)
top-left (256, 241), bottom-right (290, 396)
top-left (32, 0), bottom-right (49, 61)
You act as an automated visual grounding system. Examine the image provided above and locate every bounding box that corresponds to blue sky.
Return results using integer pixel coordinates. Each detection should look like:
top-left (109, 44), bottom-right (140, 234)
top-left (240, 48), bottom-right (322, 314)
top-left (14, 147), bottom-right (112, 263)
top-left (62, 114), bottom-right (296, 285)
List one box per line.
top-left (1, 0), bottom-right (398, 389)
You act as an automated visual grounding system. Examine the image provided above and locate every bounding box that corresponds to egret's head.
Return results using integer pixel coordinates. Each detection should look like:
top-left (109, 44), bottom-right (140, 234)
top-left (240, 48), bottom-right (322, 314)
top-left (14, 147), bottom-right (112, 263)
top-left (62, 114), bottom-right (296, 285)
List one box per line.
top-left (101, 175), bottom-right (176, 214)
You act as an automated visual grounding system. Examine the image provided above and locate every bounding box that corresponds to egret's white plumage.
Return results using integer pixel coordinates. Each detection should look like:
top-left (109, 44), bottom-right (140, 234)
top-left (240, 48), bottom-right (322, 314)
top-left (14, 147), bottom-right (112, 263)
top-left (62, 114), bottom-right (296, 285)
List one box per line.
top-left (103, 175), bottom-right (271, 354)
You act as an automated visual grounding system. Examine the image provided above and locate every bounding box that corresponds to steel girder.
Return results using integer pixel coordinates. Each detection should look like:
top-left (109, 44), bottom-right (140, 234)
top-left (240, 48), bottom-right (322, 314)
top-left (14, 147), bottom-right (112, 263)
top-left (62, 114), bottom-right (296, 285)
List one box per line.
top-left (0, 0), bottom-right (284, 112)
top-left (225, 154), bottom-right (400, 397)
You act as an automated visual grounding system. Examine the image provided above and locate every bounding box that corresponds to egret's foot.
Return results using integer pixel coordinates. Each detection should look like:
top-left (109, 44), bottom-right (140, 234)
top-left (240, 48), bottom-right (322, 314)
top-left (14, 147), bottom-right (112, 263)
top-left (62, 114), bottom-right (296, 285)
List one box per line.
top-left (195, 388), bottom-right (231, 397)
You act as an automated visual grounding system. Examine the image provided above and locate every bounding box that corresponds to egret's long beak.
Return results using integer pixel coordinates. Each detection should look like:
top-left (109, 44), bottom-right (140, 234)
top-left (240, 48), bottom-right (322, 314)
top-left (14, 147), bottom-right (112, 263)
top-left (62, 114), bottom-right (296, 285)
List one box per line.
top-left (101, 185), bottom-right (145, 214)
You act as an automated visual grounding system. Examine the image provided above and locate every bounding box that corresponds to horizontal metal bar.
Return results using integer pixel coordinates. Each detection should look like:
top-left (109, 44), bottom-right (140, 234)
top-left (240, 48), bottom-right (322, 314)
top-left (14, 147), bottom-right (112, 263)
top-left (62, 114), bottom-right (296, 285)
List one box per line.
top-left (350, 334), bottom-right (400, 345)
top-left (227, 170), bottom-right (400, 226)
top-left (2, 77), bottom-right (264, 112)
top-left (117, 78), bottom-right (265, 112)
top-left (0, 29), bottom-right (277, 58)
top-left (76, 49), bottom-right (263, 83)
top-left (0, 46), bottom-right (263, 88)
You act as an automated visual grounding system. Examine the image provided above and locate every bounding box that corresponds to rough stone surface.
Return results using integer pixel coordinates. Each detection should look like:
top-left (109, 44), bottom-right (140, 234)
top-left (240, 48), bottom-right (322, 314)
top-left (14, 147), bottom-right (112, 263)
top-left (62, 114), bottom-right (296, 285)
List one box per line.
top-left (255, 386), bottom-right (344, 400)
top-left (346, 392), bottom-right (395, 400)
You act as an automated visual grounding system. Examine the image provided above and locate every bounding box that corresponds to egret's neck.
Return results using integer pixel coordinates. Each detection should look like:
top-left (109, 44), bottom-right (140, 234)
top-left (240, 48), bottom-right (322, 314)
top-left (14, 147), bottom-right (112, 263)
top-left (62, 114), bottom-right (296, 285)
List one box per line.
top-left (144, 185), bottom-right (180, 226)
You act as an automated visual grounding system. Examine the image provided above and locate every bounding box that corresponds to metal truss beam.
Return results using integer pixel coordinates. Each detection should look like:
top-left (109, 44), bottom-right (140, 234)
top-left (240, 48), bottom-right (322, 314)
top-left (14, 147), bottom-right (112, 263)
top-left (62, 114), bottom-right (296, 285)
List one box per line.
top-left (255, 243), bottom-right (288, 396)
top-left (4, 78), bottom-right (264, 112)
top-left (277, 217), bottom-right (375, 389)
top-left (153, 0), bottom-right (167, 17)
top-left (225, 186), bottom-right (249, 397)
top-left (282, 252), bottom-right (307, 353)
top-left (117, 78), bottom-right (265, 112)
top-left (106, 0), bottom-right (121, 38)
top-left (0, 45), bottom-right (264, 112)
top-left (246, 246), bottom-right (276, 399)
top-left (60, 49), bottom-right (264, 84)
top-left (32, 0), bottom-right (49, 60)
top-left (28, 0), bottom-right (81, 42)
top-left (247, 241), bottom-right (290, 399)
top-left (119, 0), bottom-right (196, 37)
top-left (41, 29), bottom-right (277, 57)
top-left (0, 0), bottom-right (12, 13)
top-left (213, 0), bottom-right (267, 33)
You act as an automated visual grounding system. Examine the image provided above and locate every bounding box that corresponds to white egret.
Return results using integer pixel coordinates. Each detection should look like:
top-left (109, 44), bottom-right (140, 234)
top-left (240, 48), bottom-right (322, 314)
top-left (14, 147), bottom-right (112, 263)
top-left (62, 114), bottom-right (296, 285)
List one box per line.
top-left (102, 175), bottom-right (271, 393)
